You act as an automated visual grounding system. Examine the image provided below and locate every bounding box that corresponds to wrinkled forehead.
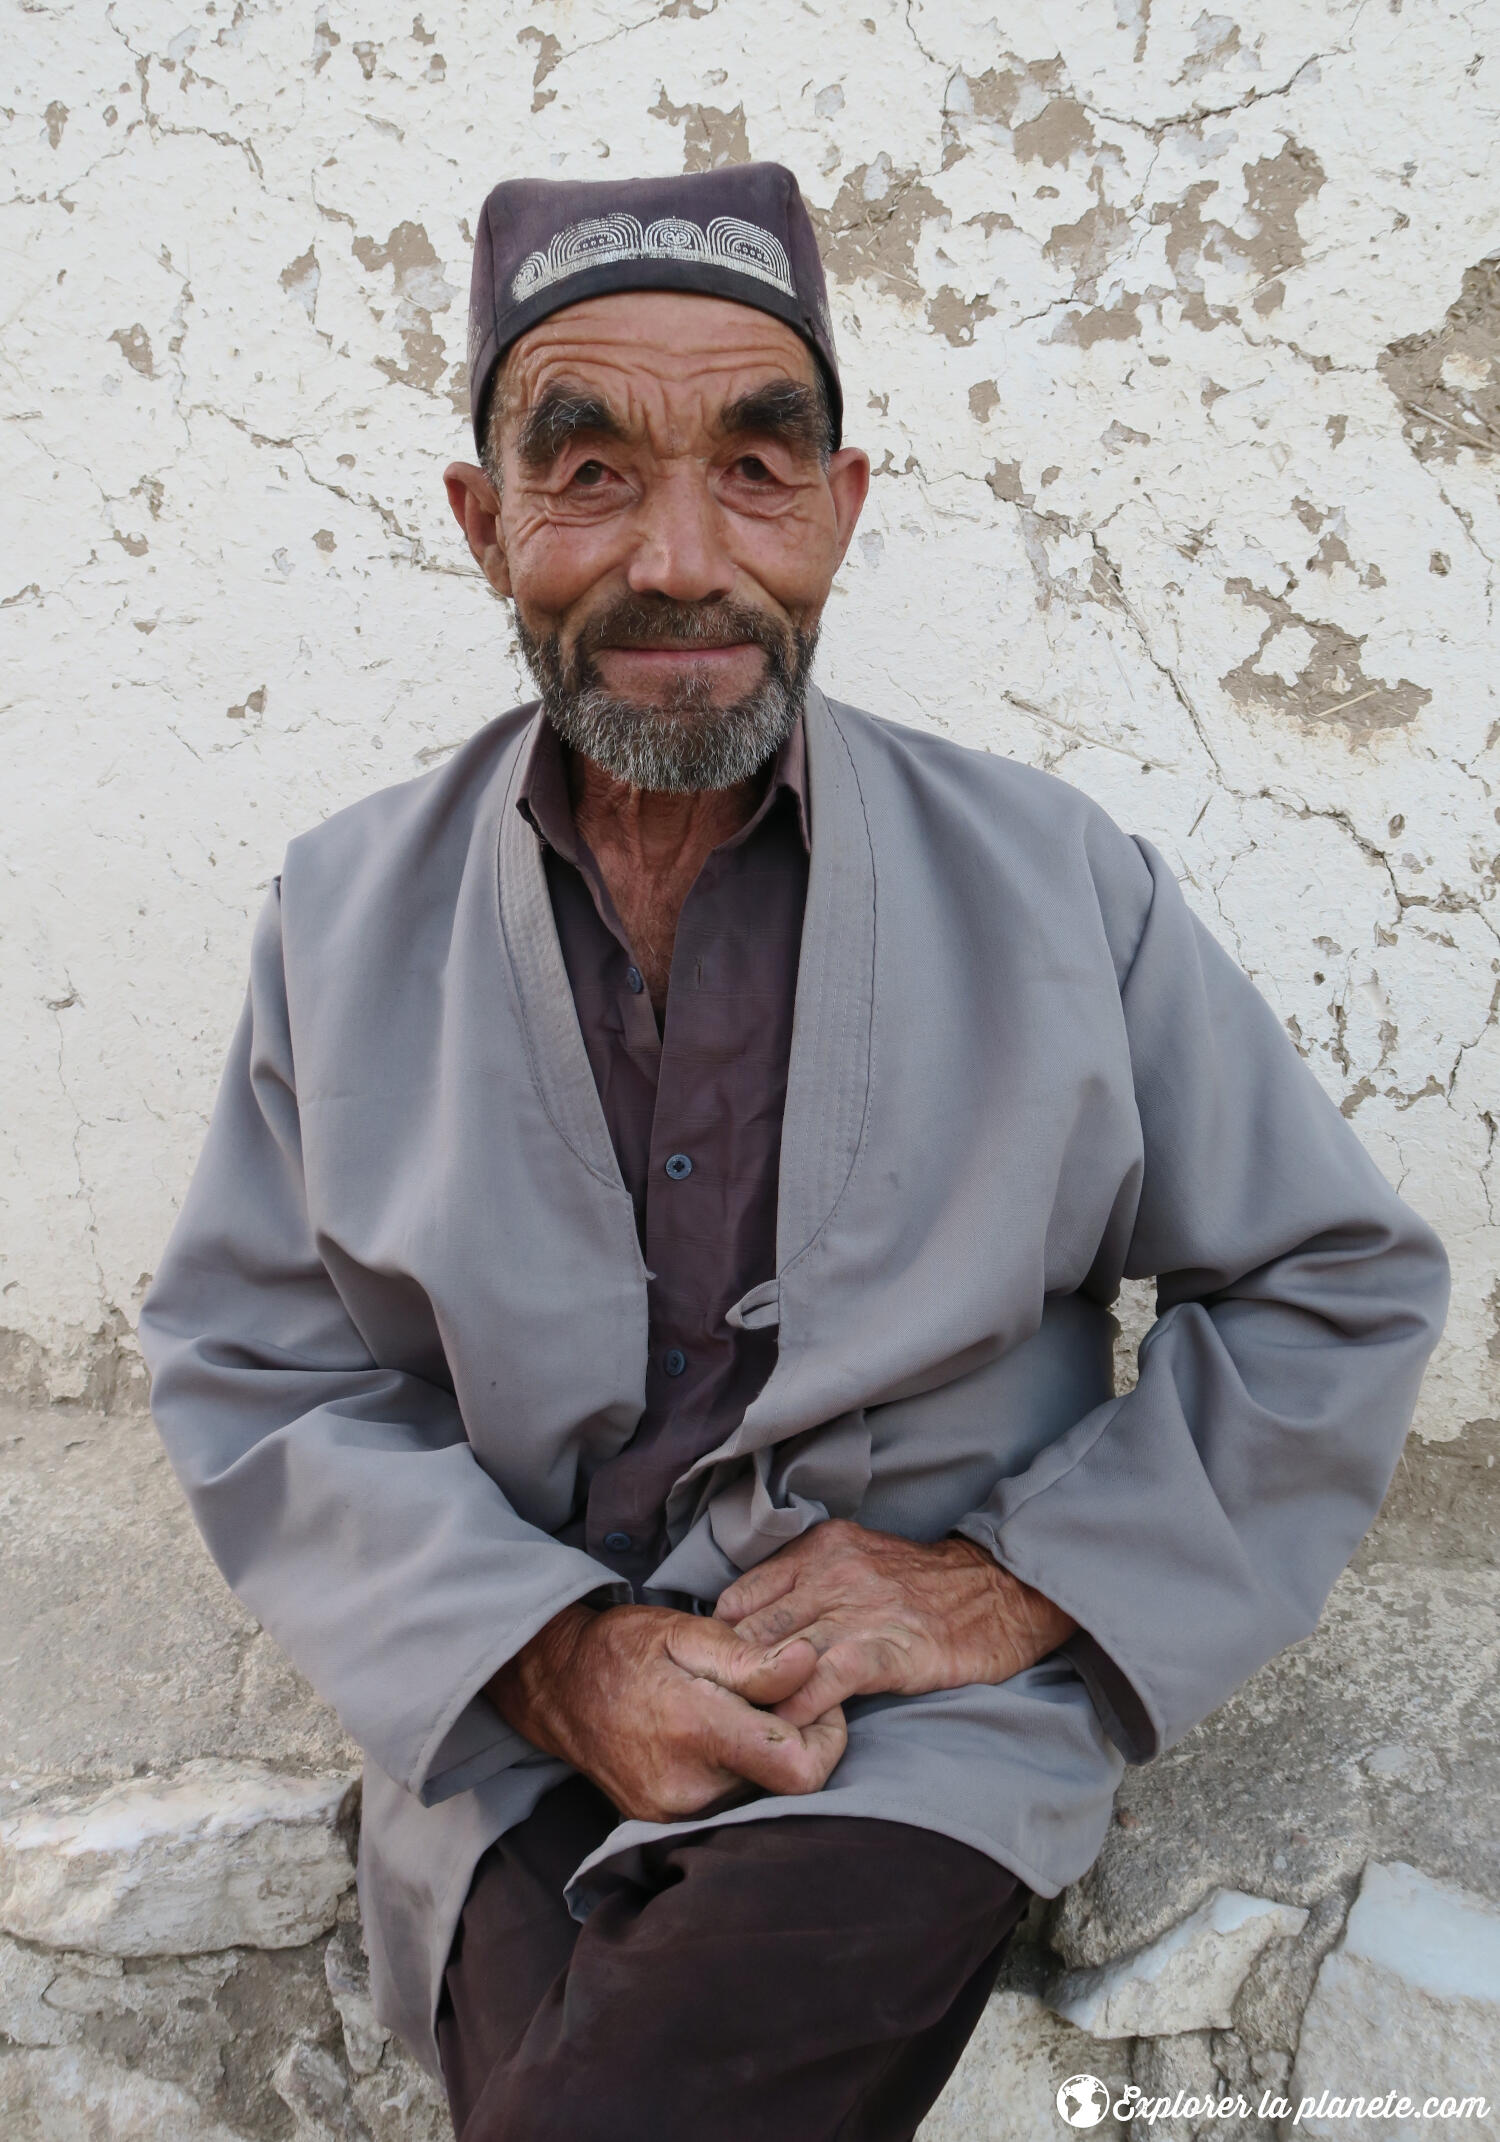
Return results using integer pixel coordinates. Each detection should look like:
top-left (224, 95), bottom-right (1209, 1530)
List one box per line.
top-left (496, 290), bottom-right (819, 420)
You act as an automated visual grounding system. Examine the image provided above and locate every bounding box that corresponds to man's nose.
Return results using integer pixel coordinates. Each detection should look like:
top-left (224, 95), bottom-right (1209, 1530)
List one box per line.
top-left (624, 469), bottom-right (734, 605)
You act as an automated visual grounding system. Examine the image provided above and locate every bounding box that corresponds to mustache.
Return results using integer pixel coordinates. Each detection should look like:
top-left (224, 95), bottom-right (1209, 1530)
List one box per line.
top-left (566, 596), bottom-right (793, 680)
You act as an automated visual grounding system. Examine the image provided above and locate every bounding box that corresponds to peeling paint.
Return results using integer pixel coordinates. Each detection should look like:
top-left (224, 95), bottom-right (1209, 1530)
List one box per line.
top-left (926, 285), bottom-right (995, 346)
top-left (650, 90), bottom-right (752, 172)
top-left (1379, 256), bottom-right (1500, 464)
top-left (108, 324), bottom-right (155, 377)
top-left (1176, 13), bottom-right (1247, 85)
top-left (279, 247), bottom-right (320, 323)
top-left (1220, 580), bottom-right (1432, 737)
top-left (518, 26), bottom-right (563, 113)
top-left (1055, 291), bottom-right (1143, 346)
top-left (1239, 136), bottom-right (1326, 305)
top-left (1046, 174), bottom-right (1135, 300)
top-left (352, 222), bottom-right (458, 402)
top-left (1012, 97), bottom-right (1098, 168)
top-left (811, 160), bottom-right (945, 300)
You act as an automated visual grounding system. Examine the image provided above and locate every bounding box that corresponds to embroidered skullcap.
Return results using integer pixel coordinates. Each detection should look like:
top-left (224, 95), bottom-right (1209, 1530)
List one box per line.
top-left (467, 163), bottom-right (842, 454)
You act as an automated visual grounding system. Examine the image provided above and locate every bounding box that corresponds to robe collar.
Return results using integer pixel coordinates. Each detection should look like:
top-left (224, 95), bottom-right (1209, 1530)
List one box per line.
top-left (494, 684), bottom-right (877, 1558)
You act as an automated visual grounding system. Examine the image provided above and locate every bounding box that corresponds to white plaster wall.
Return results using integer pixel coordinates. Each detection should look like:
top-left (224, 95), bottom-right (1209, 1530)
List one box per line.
top-left (3, 0), bottom-right (1497, 1440)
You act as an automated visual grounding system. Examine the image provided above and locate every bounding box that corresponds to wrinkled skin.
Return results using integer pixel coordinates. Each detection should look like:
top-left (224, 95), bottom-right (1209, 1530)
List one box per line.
top-left (488, 1603), bottom-right (847, 1826)
top-left (716, 1521), bottom-right (1076, 1730)
top-left (444, 288), bottom-right (868, 1003)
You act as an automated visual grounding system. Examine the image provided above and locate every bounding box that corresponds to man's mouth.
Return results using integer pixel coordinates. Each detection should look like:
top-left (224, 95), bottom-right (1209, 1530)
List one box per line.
top-left (594, 640), bottom-right (764, 680)
top-left (604, 640), bottom-right (754, 655)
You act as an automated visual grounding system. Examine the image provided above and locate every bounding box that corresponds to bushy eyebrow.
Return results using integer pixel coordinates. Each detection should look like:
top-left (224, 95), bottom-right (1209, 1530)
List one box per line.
top-left (515, 383), bottom-right (626, 468)
top-left (717, 379), bottom-right (828, 459)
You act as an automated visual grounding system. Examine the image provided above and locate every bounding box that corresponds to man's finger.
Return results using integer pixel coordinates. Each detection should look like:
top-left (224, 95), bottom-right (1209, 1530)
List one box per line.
top-left (732, 1599), bottom-right (838, 1649)
top-left (798, 1705), bottom-right (849, 1782)
top-left (664, 1616), bottom-right (820, 1707)
top-left (713, 1555), bottom-right (800, 1626)
top-left (770, 1641), bottom-right (881, 1727)
top-left (699, 1681), bottom-right (848, 1798)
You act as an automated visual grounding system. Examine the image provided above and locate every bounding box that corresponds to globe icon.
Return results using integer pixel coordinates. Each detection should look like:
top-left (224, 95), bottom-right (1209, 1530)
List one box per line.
top-left (1056, 2072), bottom-right (1111, 2129)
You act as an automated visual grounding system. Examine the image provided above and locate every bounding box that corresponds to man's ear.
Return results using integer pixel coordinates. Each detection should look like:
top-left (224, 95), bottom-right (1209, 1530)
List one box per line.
top-left (444, 462), bottom-right (512, 597)
top-left (825, 447), bottom-right (871, 571)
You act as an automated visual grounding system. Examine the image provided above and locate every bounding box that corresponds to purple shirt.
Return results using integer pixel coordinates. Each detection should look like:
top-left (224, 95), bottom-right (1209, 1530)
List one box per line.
top-left (517, 715), bottom-right (810, 1588)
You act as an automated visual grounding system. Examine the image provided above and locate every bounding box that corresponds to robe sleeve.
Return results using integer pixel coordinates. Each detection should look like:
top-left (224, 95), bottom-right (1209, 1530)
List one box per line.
top-left (953, 835), bottom-right (1448, 1763)
top-left (138, 884), bottom-right (627, 1805)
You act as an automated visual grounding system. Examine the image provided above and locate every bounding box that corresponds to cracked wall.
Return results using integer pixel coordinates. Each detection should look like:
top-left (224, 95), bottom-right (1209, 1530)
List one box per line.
top-left (2, 0), bottom-right (1498, 1454)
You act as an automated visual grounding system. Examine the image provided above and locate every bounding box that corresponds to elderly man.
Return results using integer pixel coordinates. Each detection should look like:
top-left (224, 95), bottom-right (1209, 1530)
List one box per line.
top-left (141, 163), bottom-right (1447, 2142)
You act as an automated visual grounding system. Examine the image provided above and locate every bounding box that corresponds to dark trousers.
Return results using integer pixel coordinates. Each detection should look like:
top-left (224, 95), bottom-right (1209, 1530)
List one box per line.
top-left (436, 1774), bottom-right (1028, 2142)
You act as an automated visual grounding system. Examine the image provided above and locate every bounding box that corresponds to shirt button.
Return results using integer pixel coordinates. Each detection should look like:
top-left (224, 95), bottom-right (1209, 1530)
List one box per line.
top-left (602, 1531), bottom-right (633, 1552)
top-left (625, 966), bottom-right (644, 994)
top-left (664, 1152), bottom-right (693, 1180)
top-left (664, 1348), bottom-right (687, 1377)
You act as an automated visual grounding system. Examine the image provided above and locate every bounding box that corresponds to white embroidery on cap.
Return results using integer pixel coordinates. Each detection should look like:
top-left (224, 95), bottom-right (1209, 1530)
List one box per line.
top-left (510, 212), bottom-right (797, 304)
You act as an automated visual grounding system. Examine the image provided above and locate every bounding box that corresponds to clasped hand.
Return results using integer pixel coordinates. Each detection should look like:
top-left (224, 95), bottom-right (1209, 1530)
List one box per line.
top-left (488, 1521), bottom-right (1074, 1826)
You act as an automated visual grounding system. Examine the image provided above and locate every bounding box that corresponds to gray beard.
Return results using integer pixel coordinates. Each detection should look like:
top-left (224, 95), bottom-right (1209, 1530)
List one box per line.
top-left (513, 601), bottom-right (816, 794)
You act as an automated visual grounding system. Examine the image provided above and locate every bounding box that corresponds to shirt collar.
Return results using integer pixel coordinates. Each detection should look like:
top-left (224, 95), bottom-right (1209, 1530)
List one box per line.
top-left (517, 706), bottom-right (812, 860)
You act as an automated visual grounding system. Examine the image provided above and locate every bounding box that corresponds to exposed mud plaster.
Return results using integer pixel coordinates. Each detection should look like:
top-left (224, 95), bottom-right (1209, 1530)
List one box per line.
top-left (1240, 136), bottom-right (1326, 288)
top-left (351, 221), bottom-right (459, 404)
top-left (987, 460), bottom-right (1031, 505)
top-left (926, 285), bottom-right (995, 345)
top-left (956, 60), bottom-right (1068, 130)
top-left (108, 324), bottom-right (154, 377)
top-left (1013, 98), bottom-right (1098, 168)
top-left (1379, 255), bottom-right (1500, 464)
top-left (0, 1316), bottom-right (149, 1415)
top-left (278, 247), bottom-right (320, 323)
top-left (1054, 291), bottom-right (1143, 346)
top-left (1046, 174), bottom-right (1136, 299)
top-left (1219, 580), bottom-right (1433, 737)
top-left (1176, 13), bottom-right (1248, 86)
top-left (517, 27), bottom-right (563, 112)
top-left (1152, 180), bottom-right (1229, 330)
top-left (650, 91), bottom-right (753, 172)
top-left (810, 161), bottom-right (946, 300)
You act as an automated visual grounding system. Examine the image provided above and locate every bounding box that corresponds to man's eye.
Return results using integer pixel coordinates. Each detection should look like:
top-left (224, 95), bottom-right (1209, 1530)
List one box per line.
top-left (736, 455), bottom-right (774, 482)
top-left (571, 460), bottom-right (610, 487)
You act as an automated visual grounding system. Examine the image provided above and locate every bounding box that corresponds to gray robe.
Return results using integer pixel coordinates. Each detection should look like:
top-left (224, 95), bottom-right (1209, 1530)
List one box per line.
top-left (139, 688), bottom-right (1448, 2073)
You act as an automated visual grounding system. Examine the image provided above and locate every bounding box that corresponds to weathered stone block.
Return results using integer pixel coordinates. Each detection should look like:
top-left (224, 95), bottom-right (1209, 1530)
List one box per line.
top-left (0, 1761), bottom-right (356, 1956)
top-left (1291, 1861), bottom-right (1500, 2138)
top-left (0, 1933), bottom-right (73, 2049)
top-left (919, 1987), bottom-right (1131, 2140)
top-left (349, 2049), bottom-right (453, 2142)
top-left (273, 2038), bottom-right (370, 2140)
top-left (325, 1922), bottom-right (390, 2078)
top-left (1128, 2030), bottom-right (1222, 2142)
top-left (1231, 1890), bottom-right (1349, 2057)
top-left (1050, 1889), bottom-right (1309, 2039)
top-left (0, 2046), bottom-right (254, 2141)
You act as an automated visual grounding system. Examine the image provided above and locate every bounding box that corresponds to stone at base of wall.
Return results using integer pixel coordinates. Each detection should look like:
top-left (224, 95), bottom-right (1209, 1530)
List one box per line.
top-left (1290, 1863), bottom-right (1500, 2142)
top-left (0, 1921), bottom-right (452, 2142)
top-left (0, 2048), bottom-right (255, 2142)
top-left (920, 1985), bottom-right (1131, 2140)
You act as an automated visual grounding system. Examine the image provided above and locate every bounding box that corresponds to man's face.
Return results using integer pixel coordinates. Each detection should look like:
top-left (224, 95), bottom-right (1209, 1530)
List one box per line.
top-left (444, 290), bottom-right (869, 788)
